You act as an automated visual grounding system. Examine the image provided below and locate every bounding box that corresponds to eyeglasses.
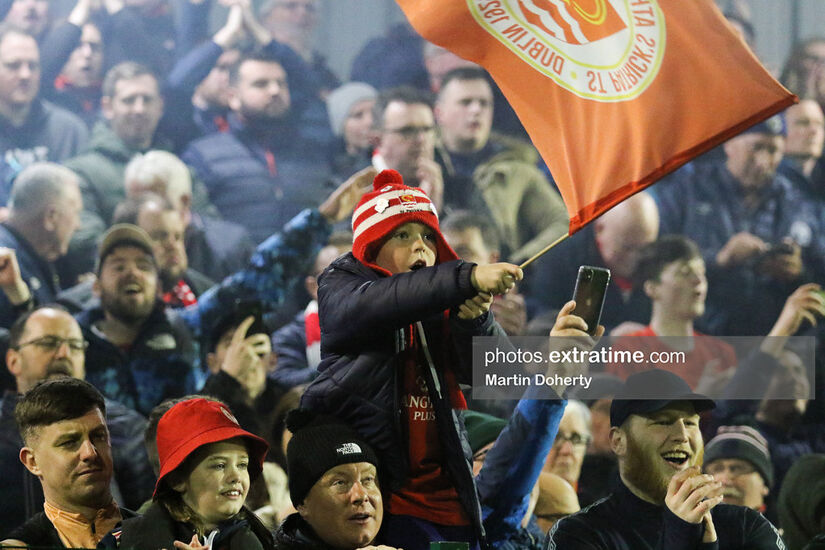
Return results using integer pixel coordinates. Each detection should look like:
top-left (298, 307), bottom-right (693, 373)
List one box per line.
top-left (15, 336), bottom-right (88, 353)
top-left (384, 125), bottom-right (436, 139)
top-left (705, 462), bottom-right (757, 478)
top-left (553, 433), bottom-right (591, 448)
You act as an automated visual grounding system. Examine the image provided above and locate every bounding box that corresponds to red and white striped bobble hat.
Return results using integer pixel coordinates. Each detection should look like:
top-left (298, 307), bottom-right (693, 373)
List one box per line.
top-left (351, 169), bottom-right (458, 275)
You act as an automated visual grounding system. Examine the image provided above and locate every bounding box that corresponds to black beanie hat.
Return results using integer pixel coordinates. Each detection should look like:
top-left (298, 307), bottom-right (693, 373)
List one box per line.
top-left (286, 409), bottom-right (379, 506)
top-left (704, 425), bottom-right (773, 487)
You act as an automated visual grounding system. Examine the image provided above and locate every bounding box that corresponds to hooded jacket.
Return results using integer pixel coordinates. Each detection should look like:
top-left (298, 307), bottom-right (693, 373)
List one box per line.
top-left (301, 252), bottom-right (498, 545)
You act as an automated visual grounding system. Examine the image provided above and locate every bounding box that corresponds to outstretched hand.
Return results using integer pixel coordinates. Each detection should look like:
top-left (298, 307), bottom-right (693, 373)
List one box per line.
top-left (319, 167), bottom-right (378, 223)
top-left (471, 263), bottom-right (523, 295)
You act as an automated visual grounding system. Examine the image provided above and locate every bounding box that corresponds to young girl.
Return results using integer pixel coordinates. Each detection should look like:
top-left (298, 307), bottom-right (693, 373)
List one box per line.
top-left (102, 398), bottom-right (273, 550)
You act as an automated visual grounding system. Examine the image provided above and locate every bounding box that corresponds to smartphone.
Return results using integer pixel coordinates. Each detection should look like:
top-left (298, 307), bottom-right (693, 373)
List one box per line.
top-left (571, 266), bottom-right (611, 336)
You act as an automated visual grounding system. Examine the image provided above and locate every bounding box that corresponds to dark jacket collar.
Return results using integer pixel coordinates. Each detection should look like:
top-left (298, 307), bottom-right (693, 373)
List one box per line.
top-left (274, 513), bottom-right (339, 550)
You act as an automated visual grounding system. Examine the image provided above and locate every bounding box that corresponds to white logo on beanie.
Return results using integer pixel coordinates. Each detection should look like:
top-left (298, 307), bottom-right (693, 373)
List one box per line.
top-left (380, 185), bottom-right (393, 192)
top-left (375, 198), bottom-right (389, 213)
top-left (336, 442), bottom-right (362, 455)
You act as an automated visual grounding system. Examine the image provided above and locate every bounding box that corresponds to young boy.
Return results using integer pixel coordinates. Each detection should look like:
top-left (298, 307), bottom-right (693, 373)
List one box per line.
top-left (301, 169), bottom-right (523, 549)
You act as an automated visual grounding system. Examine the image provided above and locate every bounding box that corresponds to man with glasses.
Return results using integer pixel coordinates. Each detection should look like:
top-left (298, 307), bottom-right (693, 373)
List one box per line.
top-left (542, 399), bottom-right (591, 493)
top-left (0, 305), bottom-right (153, 533)
top-left (372, 86), bottom-right (444, 209)
top-left (702, 426), bottom-right (773, 513)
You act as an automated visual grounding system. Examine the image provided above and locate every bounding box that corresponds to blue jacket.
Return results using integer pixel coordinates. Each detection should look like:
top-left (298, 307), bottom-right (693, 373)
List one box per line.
top-left (476, 398), bottom-right (566, 547)
top-left (656, 162), bottom-right (825, 336)
top-left (0, 224), bottom-right (61, 329)
top-left (270, 309), bottom-right (317, 389)
top-left (182, 115), bottom-right (332, 244)
top-left (302, 252), bottom-right (496, 545)
top-left (77, 303), bottom-right (199, 417)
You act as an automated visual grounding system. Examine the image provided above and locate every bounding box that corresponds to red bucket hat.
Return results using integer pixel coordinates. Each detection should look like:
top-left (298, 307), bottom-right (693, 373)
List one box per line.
top-left (351, 169), bottom-right (458, 275)
top-left (153, 398), bottom-right (269, 497)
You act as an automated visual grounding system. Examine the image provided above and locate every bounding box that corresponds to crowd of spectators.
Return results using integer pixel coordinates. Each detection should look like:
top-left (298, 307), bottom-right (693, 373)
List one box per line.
top-left (0, 0), bottom-right (822, 549)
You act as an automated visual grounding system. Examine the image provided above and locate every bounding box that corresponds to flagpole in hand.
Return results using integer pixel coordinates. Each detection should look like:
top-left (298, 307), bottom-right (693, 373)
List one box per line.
top-left (519, 233), bottom-right (569, 270)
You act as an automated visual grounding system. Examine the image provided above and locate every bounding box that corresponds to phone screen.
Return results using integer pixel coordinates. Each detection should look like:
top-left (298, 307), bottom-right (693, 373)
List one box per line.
top-left (571, 266), bottom-right (611, 335)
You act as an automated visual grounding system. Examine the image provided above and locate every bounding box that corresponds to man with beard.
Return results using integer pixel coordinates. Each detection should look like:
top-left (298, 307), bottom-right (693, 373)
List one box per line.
top-left (56, 194), bottom-right (216, 312)
top-left (546, 369), bottom-right (785, 549)
top-left (76, 168), bottom-right (374, 417)
top-left (113, 195), bottom-right (214, 307)
top-left (76, 223), bottom-right (199, 416)
top-left (183, 47), bottom-right (332, 244)
top-left (0, 306), bottom-right (153, 532)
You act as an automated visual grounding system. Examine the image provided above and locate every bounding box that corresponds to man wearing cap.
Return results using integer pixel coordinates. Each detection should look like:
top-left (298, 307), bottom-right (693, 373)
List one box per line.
top-left (274, 409), bottom-right (387, 550)
top-left (546, 369), bottom-right (785, 549)
top-left (655, 116), bottom-right (825, 336)
top-left (1, 378), bottom-right (135, 547)
top-left (703, 425), bottom-right (773, 513)
top-left (76, 223), bottom-right (199, 417)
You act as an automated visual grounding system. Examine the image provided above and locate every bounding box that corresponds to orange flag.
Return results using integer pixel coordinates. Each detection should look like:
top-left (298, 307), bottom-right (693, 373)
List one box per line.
top-left (396, 0), bottom-right (796, 233)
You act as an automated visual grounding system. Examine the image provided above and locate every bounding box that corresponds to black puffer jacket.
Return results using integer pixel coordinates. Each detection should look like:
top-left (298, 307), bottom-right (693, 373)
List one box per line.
top-left (273, 513), bottom-right (338, 550)
top-left (103, 501), bottom-right (273, 550)
top-left (302, 253), bottom-right (502, 546)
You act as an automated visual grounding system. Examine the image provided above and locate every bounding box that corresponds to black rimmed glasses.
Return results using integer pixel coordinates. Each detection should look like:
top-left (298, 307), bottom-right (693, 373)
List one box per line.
top-left (15, 336), bottom-right (88, 353)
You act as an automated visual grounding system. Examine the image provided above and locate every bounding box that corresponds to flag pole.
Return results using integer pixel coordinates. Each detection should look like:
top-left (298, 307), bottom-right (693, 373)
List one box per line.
top-left (519, 233), bottom-right (569, 270)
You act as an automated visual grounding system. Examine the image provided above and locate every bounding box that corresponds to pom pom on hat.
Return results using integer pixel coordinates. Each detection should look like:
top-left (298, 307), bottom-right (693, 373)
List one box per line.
top-left (351, 169), bottom-right (457, 275)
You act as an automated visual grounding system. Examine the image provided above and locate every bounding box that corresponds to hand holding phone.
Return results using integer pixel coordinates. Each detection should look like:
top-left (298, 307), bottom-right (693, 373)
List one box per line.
top-left (571, 266), bottom-right (610, 336)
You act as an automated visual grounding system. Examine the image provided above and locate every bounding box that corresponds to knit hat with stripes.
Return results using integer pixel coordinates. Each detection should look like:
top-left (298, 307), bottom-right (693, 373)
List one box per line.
top-left (351, 169), bottom-right (458, 275)
top-left (704, 425), bottom-right (773, 486)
